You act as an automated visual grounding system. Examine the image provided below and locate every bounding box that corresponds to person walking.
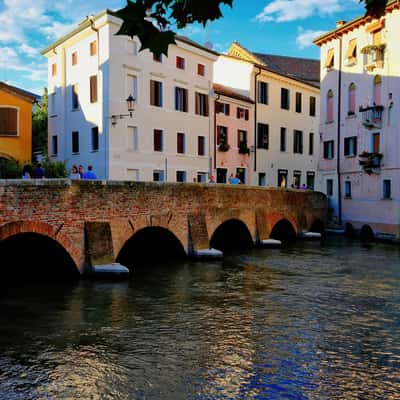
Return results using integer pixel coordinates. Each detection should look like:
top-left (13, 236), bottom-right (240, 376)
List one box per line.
top-left (82, 165), bottom-right (97, 179)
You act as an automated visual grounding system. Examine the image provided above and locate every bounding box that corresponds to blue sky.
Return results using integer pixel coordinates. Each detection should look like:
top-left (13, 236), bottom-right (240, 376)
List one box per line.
top-left (0, 0), bottom-right (366, 94)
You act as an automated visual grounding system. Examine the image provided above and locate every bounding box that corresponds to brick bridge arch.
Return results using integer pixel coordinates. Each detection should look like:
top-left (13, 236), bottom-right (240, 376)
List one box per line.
top-left (0, 221), bottom-right (80, 271)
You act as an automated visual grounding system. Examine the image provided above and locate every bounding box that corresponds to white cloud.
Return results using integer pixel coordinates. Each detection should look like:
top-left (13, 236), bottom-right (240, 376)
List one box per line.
top-left (256, 0), bottom-right (343, 23)
top-left (296, 27), bottom-right (327, 49)
top-left (19, 43), bottom-right (39, 57)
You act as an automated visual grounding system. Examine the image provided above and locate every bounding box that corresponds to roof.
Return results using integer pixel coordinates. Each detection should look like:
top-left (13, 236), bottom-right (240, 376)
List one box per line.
top-left (314, 0), bottom-right (399, 45)
top-left (42, 10), bottom-right (219, 57)
top-left (0, 81), bottom-right (38, 103)
top-left (228, 42), bottom-right (320, 88)
top-left (213, 83), bottom-right (254, 104)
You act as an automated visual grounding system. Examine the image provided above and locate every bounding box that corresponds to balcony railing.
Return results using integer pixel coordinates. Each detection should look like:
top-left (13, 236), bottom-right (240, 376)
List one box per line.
top-left (359, 151), bottom-right (383, 174)
top-left (359, 105), bottom-right (384, 128)
top-left (362, 44), bottom-right (385, 70)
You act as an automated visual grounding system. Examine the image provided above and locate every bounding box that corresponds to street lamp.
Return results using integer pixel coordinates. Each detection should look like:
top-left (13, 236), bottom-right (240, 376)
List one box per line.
top-left (110, 95), bottom-right (136, 126)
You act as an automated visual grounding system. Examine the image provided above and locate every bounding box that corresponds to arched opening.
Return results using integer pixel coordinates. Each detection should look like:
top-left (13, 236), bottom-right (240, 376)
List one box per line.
top-left (310, 219), bottom-right (325, 235)
top-left (345, 223), bottom-right (355, 239)
top-left (360, 225), bottom-right (374, 242)
top-left (210, 219), bottom-right (253, 252)
top-left (0, 233), bottom-right (79, 283)
top-left (116, 227), bottom-right (186, 268)
top-left (270, 219), bottom-right (297, 244)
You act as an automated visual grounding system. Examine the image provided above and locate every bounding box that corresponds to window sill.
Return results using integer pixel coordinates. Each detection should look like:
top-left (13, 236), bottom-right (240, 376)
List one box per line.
top-left (325, 120), bottom-right (334, 125)
top-left (49, 114), bottom-right (58, 118)
top-left (345, 114), bottom-right (356, 119)
top-left (344, 155), bottom-right (357, 158)
top-left (381, 197), bottom-right (392, 200)
top-left (91, 150), bottom-right (99, 153)
top-left (0, 133), bottom-right (19, 137)
top-left (344, 196), bottom-right (352, 199)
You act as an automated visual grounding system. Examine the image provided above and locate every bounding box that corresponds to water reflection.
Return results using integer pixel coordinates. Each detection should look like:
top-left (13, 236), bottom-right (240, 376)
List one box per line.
top-left (0, 238), bottom-right (399, 399)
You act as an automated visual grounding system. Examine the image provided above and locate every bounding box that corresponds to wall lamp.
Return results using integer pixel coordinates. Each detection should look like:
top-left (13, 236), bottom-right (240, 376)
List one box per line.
top-left (110, 95), bottom-right (136, 126)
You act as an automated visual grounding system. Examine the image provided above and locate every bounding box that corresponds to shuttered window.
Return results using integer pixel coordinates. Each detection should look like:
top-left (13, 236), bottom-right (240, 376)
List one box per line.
top-left (150, 80), bottom-right (163, 107)
top-left (90, 41), bottom-right (97, 56)
top-left (177, 132), bottom-right (185, 154)
top-left (90, 75), bottom-right (98, 103)
top-left (154, 129), bottom-right (163, 151)
top-left (198, 136), bottom-right (205, 156)
top-left (72, 84), bottom-right (79, 110)
top-left (195, 92), bottom-right (209, 116)
top-left (0, 107), bottom-right (18, 136)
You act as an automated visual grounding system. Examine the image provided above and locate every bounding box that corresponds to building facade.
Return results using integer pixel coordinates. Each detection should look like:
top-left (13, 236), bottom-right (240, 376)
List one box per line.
top-left (42, 10), bottom-right (218, 182)
top-left (214, 43), bottom-right (320, 189)
top-left (0, 82), bottom-right (36, 164)
top-left (315, 1), bottom-right (400, 240)
top-left (213, 83), bottom-right (254, 184)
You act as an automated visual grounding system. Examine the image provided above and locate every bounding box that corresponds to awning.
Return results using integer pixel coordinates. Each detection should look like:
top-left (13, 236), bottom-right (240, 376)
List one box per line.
top-left (345, 39), bottom-right (357, 59)
top-left (324, 48), bottom-right (334, 68)
top-left (366, 19), bottom-right (385, 33)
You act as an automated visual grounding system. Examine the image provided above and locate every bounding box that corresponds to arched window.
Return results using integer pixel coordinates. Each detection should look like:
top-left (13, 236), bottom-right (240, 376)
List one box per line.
top-left (373, 75), bottom-right (382, 105)
top-left (0, 107), bottom-right (18, 136)
top-left (327, 90), bottom-right (334, 123)
top-left (348, 83), bottom-right (356, 114)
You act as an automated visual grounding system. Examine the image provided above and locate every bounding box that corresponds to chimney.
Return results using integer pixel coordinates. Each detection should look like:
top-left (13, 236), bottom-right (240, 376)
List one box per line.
top-left (336, 20), bottom-right (346, 28)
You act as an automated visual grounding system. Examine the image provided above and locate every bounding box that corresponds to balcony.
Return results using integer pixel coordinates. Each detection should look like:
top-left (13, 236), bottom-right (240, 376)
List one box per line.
top-left (359, 105), bottom-right (384, 128)
top-left (361, 44), bottom-right (385, 71)
top-left (359, 151), bottom-right (383, 174)
top-left (238, 141), bottom-right (250, 155)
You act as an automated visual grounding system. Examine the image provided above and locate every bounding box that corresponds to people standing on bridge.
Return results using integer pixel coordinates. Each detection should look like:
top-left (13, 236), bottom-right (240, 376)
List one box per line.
top-left (33, 163), bottom-right (45, 179)
top-left (83, 165), bottom-right (97, 179)
top-left (22, 165), bottom-right (31, 179)
top-left (208, 175), bottom-right (216, 184)
top-left (78, 165), bottom-right (84, 178)
top-left (230, 174), bottom-right (241, 185)
top-left (69, 165), bottom-right (80, 180)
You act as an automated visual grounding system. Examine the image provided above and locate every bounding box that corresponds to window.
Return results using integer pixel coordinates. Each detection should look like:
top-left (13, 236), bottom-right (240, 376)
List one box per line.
top-left (197, 64), bottom-right (205, 76)
top-left (49, 92), bottom-right (56, 115)
top-left (348, 83), bottom-right (356, 114)
top-left (0, 107), bottom-right (18, 136)
top-left (293, 130), bottom-right (303, 154)
top-left (326, 179), bottom-right (333, 196)
top-left (237, 130), bottom-right (247, 149)
top-left (345, 181), bottom-right (352, 198)
top-left (127, 169), bottom-right (140, 181)
top-left (72, 51), bottom-right (78, 65)
top-left (177, 132), bottom-right (185, 154)
top-left (293, 171), bottom-right (301, 187)
top-left (373, 75), bottom-right (382, 105)
top-left (345, 39), bottom-right (357, 64)
top-left (51, 63), bottom-right (57, 76)
top-left (176, 56), bottom-right (185, 69)
top-left (128, 126), bottom-right (138, 151)
top-left (309, 96), bottom-right (316, 117)
top-left (176, 171), bottom-right (186, 182)
top-left (216, 102), bottom-right (230, 115)
top-left (90, 41), bottom-right (97, 56)
top-left (91, 127), bottom-right (99, 152)
top-left (51, 135), bottom-right (58, 156)
top-left (237, 107), bottom-right (249, 120)
top-left (90, 75), bottom-right (98, 103)
top-left (324, 48), bottom-right (334, 69)
top-left (153, 53), bottom-right (162, 62)
top-left (197, 172), bottom-right (207, 183)
top-left (295, 92), bottom-right (302, 113)
top-left (198, 136), bottom-right (205, 156)
top-left (280, 127), bottom-right (286, 152)
top-left (258, 81), bottom-right (268, 105)
top-left (72, 131), bottom-right (79, 154)
top-left (309, 132), bottom-right (314, 155)
top-left (236, 168), bottom-right (246, 184)
top-left (278, 169), bottom-right (288, 188)
top-left (217, 126), bottom-right (228, 145)
top-left (327, 89), bottom-right (334, 123)
top-left (175, 87), bottom-right (188, 112)
top-left (307, 172), bottom-right (315, 190)
top-left (383, 179), bottom-right (391, 199)
top-left (258, 173), bottom-right (266, 186)
top-left (195, 92), bottom-right (209, 116)
top-left (257, 123), bottom-right (269, 149)
top-left (153, 170), bottom-right (164, 182)
top-left (372, 132), bottom-right (380, 153)
top-left (281, 88), bottom-right (290, 110)
top-left (154, 129), bottom-right (163, 151)
top-left (324, 140), bottom-right (335, 159)
top-left (72, 84), bottom-right (79, 110)
top-left (150, 80), bottom-right (163, 107)
top-left (344, 136), bottom-right (357, 156)
top-left (217, 168), bottom-right (227, 183)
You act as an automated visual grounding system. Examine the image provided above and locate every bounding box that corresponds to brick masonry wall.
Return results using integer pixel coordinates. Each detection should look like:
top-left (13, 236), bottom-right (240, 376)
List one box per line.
top-left (0, 180), bottom-right (328, 272)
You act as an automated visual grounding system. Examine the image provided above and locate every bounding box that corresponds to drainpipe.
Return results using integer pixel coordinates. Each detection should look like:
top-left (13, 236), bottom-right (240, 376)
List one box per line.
top-left (214, 93), bottom-right (220, 171)
top-left (254, 67), bottom-right (262, 175)
top-left (336, 35), bottom-right (343, 225)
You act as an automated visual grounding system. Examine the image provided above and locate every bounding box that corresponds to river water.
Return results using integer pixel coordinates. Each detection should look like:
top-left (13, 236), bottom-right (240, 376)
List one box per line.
top-left (0, 237), bottom-right (399, 399)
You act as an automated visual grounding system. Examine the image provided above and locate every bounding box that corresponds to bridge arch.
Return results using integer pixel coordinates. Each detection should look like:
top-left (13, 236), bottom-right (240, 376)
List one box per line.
top-left (116, 226), bottom-right (187, 268)
top-left (0, 221), bottom-right (79, 281)
top-left (210, 218), bottom-right (253, 251)
top-left (270, 219), bottom-right (297, 243)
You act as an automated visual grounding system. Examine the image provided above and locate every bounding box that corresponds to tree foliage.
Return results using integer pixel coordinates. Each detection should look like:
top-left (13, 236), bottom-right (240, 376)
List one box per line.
top-left (32, 87), bottom-right (48, 158)
top-left (361, 0), bottom-right (388, 18)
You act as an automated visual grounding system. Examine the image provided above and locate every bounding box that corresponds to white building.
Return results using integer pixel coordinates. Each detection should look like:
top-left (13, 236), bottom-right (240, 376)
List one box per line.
top-left (314, 1), bottom-right (400, 240)
top-left (214, 43), bottom-right (320, 189)
top-left (42, 10), bottom-right (218, 182)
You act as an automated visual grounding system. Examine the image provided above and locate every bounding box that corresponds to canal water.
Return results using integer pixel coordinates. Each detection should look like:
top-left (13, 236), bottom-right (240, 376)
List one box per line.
top-left (0, 237), bottom-right (399, 399)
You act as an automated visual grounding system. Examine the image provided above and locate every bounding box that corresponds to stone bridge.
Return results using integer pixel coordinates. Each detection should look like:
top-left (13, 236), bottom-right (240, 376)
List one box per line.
top-left (0, 180), bottom-right (327, 277)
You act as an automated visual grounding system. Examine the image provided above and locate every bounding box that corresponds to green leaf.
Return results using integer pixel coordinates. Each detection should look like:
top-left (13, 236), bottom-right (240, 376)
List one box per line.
top-left (361, 0), bottom-right (388, 18)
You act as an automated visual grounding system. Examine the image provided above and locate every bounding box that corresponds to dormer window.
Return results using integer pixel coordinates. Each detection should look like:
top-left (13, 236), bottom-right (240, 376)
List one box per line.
top-left (324, 48), bottom-right (334, 70)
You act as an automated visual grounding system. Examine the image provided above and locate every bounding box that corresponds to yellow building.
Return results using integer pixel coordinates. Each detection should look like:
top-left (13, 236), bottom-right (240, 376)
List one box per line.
top-left (0, 81), bottom-right (36, 163)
